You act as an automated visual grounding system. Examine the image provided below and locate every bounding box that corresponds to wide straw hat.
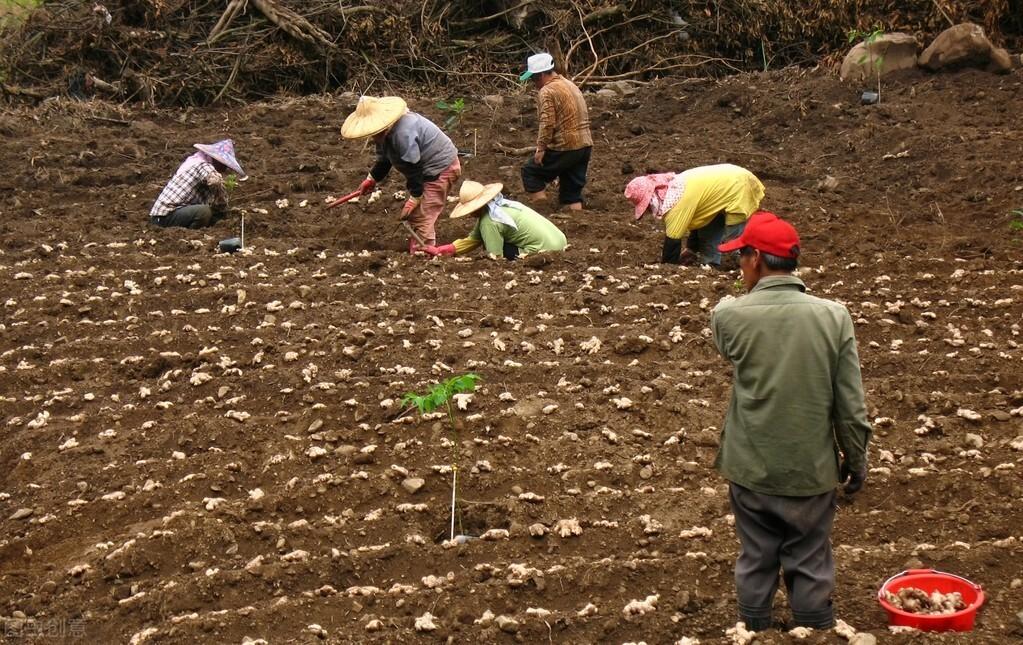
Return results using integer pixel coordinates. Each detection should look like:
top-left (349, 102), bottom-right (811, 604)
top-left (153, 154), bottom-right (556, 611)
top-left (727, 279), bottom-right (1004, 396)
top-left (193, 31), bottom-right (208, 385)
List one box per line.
top-left (193, 139), bottom-right (246, 179)
top-left (450, 180), bottom-right (503, 219)
top-left (340, 96), bottom-right (407, 139)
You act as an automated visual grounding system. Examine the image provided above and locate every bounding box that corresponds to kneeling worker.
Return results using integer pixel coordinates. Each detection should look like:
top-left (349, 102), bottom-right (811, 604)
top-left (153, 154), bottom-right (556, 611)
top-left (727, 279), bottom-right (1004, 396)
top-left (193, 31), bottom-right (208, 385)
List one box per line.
top-left (422, 181), bottom-right (567, 260)
top-left (150, 139), bottom-right (246, 228)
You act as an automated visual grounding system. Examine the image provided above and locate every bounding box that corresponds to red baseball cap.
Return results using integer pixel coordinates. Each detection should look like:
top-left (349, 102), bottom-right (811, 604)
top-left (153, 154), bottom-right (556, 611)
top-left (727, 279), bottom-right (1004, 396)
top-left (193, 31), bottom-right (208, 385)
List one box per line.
top-left (718, 210), bottom-right (800, 259)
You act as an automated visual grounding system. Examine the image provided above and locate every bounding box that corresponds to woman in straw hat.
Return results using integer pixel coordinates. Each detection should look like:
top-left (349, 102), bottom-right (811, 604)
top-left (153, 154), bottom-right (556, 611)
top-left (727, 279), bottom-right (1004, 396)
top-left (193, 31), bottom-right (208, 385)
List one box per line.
top-left (422, 180), bottom-right (566, 260)
top-left (339, 96), bottom-right (460, 252)
top-left (150, 139), bottom-right (246, 229)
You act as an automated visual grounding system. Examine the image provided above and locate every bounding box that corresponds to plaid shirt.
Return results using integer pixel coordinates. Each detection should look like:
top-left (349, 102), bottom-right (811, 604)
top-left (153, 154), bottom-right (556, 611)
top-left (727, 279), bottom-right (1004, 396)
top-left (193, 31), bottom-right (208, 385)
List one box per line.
top-left (536, 74), bottom-right (592, 152)
top-left (150, 153), bottom-right (228, 219)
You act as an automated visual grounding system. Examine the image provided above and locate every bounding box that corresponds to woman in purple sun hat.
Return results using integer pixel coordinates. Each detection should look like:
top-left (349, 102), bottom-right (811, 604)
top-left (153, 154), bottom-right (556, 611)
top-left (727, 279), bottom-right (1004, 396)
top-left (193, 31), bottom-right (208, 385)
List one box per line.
top-left (149, 139), bottom-right (246, 229)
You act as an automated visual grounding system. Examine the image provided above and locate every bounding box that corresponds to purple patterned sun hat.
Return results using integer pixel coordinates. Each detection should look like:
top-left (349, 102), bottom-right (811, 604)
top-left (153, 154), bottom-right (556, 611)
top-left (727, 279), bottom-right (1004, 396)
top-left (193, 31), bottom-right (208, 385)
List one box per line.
top-left (193, 139), bottom-right (246, 178)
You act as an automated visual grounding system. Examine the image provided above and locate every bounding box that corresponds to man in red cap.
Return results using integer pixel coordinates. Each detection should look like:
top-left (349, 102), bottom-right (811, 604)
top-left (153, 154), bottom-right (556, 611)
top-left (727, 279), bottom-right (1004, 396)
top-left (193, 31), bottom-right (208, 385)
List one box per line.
top-left (711, 211), bottom-right (872, 631)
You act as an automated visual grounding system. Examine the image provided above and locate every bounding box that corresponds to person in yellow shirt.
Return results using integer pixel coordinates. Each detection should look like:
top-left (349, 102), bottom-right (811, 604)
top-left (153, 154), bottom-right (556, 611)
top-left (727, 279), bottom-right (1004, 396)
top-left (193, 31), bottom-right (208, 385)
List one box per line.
top-left (624, 164), bottom-right (765, 266)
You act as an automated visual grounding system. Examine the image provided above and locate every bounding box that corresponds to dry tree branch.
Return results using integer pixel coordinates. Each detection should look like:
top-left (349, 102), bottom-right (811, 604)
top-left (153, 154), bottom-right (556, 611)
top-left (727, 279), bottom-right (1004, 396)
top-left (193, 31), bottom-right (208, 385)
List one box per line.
top-left (564, 13), bottom-right (651, 67)
top-left (493, 142), bottom-right (533, 155)
top-left (208, 0), bottom-right (249, 44)
top-left (572, 2), bottom-right (598, 75)
top-left (454, 0), bottom-right (536, 26)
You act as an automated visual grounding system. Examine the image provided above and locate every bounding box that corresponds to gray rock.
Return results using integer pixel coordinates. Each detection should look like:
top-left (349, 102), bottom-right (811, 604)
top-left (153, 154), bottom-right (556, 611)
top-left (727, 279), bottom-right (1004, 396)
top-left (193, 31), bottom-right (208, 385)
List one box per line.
top-left (989, 46), bottom-right (1013, 73)
top-left (964, 433), bottom-right (984, 448)
top-left (609, 80), bottom-right (638, 96)
top-left (817, 175), bottom-right (840, 191)
top-left (595, 88), bottom-right (618, 99)
top-left (840, 32), bottom-right (918, 82)
top-left (401, 477), bottom-right (425, 494)
top-left (495, 615), bottom-right (519, 633)
top-left (10, 508), bottom-right (33, 520)
top-left (919, 23), bottom-right (997, 71)
top-left (849, 634), bottom-right (877, 645)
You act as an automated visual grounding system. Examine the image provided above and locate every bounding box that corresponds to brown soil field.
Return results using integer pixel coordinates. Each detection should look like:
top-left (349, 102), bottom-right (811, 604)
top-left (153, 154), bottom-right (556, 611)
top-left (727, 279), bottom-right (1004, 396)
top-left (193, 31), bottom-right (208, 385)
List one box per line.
top-left (1, 67), bottom-right (1022, 644)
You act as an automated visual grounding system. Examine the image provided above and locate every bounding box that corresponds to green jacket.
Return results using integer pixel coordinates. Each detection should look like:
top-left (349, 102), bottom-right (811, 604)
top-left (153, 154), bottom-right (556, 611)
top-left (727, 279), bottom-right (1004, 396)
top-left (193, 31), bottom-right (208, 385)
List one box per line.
top-left (468, 203), bottom-right (567, 256)
top-left (710, 275), bottom-right (872, 497)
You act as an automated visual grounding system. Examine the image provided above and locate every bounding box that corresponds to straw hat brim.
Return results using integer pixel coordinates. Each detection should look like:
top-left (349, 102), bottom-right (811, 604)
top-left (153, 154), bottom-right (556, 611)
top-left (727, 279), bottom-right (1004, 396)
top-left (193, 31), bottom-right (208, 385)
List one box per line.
top-left (340, 97), bottom-right (408, 139)
top-left (450, 183), bottom-right (503, 219)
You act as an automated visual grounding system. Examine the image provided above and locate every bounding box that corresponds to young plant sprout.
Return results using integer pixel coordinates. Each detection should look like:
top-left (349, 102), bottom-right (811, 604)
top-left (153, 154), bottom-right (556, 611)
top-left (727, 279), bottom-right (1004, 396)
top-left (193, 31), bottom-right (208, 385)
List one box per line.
top-left (436, 98), bottom-right (468, 130)
top-left (848, 27), bottom-right (886, 104)
top-left (401, 372), bottom-right (481, 540)
top-left (223, 174), bottom-right (239, 192)
top-left (1010, 208), bottom-right (1023, 232)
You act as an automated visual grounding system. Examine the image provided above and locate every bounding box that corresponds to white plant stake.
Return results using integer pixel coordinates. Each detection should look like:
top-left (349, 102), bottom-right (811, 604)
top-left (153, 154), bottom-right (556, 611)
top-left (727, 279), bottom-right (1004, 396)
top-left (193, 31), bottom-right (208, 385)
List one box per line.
top-left (401, 373), bottom-right (481, 541)
top-left (450, 466), bottom-right (458, 540)
top-left (241, 213), bottom-right (245, 249)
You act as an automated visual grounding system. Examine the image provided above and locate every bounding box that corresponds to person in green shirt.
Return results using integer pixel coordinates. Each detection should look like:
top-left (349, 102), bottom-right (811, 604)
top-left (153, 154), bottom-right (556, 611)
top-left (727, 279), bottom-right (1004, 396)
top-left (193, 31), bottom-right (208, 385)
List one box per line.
top-left (710, 211), bottom-right (872, 631)
top-left (421, 180), bottom-right (567, 260)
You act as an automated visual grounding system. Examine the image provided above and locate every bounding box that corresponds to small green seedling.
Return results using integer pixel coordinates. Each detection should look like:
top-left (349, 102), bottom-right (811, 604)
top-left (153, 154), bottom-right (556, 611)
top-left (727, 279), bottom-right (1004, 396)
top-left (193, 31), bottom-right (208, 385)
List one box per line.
top-left (1010, 208), bottom-right (1023, 232)
top-left (223, 174), bottom-right (239, 192)
top-left (848, 27), bottom-right (885, 103)
top-left (402, 372), bottom-right (480, 540)
top-left (733, 278), bottom-right (744, 294)
top-left (436, 98), bottom-right (467, 129)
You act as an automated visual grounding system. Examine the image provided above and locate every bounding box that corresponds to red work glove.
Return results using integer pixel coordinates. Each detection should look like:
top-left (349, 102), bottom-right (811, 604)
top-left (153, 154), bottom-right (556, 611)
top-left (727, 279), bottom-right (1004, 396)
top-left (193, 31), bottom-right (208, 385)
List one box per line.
top-left (358, 176), bottom-right (376, 195)
top-left (400, 196), bottom-right (421, 220)
top-left (422, 244), bottom-right (456, 257)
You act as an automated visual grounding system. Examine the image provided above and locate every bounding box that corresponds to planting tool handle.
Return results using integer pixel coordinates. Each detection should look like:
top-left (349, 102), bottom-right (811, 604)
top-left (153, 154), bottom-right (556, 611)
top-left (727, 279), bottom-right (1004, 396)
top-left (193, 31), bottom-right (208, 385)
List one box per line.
top-left (327, 189), bottom-right (363, 209)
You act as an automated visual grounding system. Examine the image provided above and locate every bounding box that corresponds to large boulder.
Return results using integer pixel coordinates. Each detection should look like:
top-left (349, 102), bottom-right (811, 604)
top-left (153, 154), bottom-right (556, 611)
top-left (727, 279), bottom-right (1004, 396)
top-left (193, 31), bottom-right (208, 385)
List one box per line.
top-left (840, 33), bottom-right (919, 82)
top-left (919, 22), bottom-right (1013, 73)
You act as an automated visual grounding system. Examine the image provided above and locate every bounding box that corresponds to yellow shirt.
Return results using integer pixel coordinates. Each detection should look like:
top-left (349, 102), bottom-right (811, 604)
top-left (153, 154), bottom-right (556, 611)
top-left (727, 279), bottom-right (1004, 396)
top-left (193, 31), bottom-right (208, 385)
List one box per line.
top-left (663, 164), bottom-right (765, 239)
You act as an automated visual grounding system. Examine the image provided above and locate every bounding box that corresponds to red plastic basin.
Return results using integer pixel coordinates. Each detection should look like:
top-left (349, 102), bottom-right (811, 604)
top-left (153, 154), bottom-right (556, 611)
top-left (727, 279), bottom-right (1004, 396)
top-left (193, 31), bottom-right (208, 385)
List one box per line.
top-left (878, 569), bottom-right (984, 632)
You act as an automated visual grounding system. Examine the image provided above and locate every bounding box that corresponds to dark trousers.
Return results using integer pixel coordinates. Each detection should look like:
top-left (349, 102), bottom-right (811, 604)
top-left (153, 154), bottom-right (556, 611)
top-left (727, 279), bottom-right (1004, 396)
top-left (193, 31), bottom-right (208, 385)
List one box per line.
top-left (662, 211), bottom-right (746, 266)
top-left (150, 204), bottom-right (224, 229)
top-left (728, 483), bottom-right (837, 630)
top-left (521, 146), bottom-right (591, 205)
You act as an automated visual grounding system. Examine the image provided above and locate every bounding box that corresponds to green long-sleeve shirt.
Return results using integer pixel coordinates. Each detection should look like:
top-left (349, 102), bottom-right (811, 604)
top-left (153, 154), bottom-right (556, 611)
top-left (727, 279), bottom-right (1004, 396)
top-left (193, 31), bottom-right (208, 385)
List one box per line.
top-left (459, 203), bottom-right (567, 256)
top-left (710, 275), bottom-right (872, 497)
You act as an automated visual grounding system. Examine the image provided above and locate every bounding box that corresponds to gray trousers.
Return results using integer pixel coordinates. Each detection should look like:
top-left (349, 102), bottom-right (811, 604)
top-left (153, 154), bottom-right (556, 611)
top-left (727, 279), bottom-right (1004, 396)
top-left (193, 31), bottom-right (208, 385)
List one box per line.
top-left (728, 483), bottom-right (836, 630)
top-left (150, 204), bottom-right (223, 229)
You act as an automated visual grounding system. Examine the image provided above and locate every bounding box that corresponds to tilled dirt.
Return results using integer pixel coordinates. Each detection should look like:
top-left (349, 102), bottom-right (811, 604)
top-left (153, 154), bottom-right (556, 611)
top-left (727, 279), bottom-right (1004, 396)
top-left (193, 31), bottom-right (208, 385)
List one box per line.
top-left (1, 67), bottom-right (1022, 644)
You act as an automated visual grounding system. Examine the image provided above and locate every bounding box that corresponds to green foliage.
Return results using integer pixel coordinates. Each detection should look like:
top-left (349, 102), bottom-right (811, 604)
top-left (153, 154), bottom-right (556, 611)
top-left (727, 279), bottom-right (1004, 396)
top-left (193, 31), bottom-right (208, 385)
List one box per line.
top-left (0, 0), bottom-right (40, 30)
top-left (401, 372), bottom-right (480, 416)
top-left (733, 278), bottom-right (744, 294)
top-left (401, 372), bottom-right (481, 540)
top-left (223, 174), bottom-right (239, 192)
top-left (1010, 209), bottom-right (1023, 232)
top-left (848, 26), bottom-right (886, 103)
top-left (436, 98), bottom-right (467, 129)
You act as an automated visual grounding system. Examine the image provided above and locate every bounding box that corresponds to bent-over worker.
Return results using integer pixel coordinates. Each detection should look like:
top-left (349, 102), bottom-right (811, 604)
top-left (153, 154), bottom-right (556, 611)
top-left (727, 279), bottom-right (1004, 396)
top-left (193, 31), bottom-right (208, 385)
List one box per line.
top-left (422, 181), bottom-right (566, 260)
top-left (150, 139), bottom-right (246, 229)
top-left (339, 96), bottom-right (460, 252)
top-left (624, 163), bottom-right (765, 267)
